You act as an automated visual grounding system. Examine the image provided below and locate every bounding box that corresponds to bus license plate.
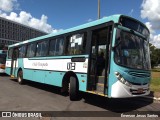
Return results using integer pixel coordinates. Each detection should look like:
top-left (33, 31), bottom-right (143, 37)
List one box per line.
top-left (137, 88), bottom-right (144, 93)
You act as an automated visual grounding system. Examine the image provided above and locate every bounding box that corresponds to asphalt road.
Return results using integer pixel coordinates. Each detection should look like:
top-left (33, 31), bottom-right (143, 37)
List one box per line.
top-left (0, 74), bottom-right (160, 120)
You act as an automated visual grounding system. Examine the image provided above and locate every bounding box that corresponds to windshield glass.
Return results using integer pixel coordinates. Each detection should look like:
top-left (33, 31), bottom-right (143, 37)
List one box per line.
top-left (120, 16), bottom-right (150, 38)
top-left (0, 54), bottom-right (6, 64)
top-left (114, 29), bottom-right (151, 70)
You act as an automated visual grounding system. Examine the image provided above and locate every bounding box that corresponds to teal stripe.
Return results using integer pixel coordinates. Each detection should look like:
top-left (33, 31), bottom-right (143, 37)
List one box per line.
top-left (28, 55), bottom-right (89, 60)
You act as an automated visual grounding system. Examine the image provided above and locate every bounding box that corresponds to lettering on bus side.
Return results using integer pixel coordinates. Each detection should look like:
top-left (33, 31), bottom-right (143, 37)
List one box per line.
top-left (67, 62), bottom-right (76, 70)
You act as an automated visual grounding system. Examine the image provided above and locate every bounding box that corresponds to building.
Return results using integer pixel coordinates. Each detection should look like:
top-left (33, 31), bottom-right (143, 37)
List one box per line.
top-left (0, 16), bottom-right (47, 46)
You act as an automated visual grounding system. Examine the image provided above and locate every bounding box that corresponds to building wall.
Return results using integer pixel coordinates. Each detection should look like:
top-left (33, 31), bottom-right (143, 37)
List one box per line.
top-left (0, 17), bottom-right (47, 45)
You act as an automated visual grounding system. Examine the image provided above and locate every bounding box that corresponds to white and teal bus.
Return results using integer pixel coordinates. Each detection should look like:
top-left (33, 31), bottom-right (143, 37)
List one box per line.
top-left (5, 15), bottom-right (151, 100)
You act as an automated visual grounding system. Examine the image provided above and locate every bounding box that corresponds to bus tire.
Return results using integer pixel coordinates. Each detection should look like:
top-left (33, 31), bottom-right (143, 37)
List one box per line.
top-left (69, 76), bottom-right (79, 101)
top-left (17, 70), bottom-right (24, 84)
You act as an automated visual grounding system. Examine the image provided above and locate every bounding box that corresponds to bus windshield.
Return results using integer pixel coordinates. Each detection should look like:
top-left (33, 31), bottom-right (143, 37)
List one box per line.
top-left (0, 54), bottom-right (6, 64)
top-left (114, 29), bottom-right (151, 70)
top-left (119, 16), bottom-right (150, 37)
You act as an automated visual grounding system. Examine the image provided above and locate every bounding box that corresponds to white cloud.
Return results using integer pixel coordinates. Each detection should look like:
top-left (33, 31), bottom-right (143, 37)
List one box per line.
top-left (141, 0), bottom-right (160, 30)
top-left (0, 0), bottom-right (59, 33)
top-left (145, 22), bottom-right (155, 34)
top-left (0, 0), bottom-right (19, 12)
top-left (144, 22), bottom-right (160, 48)
top-left (0, 11), bottom-right (58, 33)
top-left (29, 14), bottom-right (54, 33)
top-left (141, 0), bottom-right (160, 22)
top-left (141, 0), bottom-right (160, 48)
top-left (150, 34), bottom-right (160, 48)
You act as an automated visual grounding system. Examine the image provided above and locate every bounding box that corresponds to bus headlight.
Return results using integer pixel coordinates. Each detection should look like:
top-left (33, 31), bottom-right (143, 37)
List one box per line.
top-left (115, 72), bottom-right (132, 87)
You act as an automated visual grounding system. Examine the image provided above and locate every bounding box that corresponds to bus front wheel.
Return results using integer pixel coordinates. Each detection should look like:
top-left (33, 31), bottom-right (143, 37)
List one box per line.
top-left (17, 70), bottom-right (24, 84)
top-left (69, 76), bottom-right (79, 101)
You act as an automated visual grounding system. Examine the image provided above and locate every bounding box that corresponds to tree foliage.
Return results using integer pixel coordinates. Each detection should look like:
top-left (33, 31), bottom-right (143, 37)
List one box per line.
top-left (149, 43), bottom-right (160, 68)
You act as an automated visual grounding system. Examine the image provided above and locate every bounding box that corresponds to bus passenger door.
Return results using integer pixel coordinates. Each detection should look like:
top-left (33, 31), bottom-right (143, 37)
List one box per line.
top-left (88, 25), bottom-right (112, 95)
top-left (10, 48), bottom-right (18, 77)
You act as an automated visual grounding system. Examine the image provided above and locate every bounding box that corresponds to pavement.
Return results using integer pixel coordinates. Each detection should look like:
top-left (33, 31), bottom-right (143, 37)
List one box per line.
top-left (1, 73), bottom-right (160, 101)
top-left (143, 91), bottom-right (160, 101)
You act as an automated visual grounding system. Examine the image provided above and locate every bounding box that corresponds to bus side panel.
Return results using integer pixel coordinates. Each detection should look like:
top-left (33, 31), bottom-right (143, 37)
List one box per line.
top-left (76, 73), bottom-right (87, 92)
top-left (32, 70), bottom-right (45, 83)
top-left (5, 67), bottom-right (11, 75)
top-left (23, 69), bottom-right (33, 81)
top-left (23, 69), bottom-right (49, 84)
top-left (16, 58), bottom-right (23, 77)
top-left (44, 71), bottom-right (87, 91)
top-left (45, 71), bottom-right (63, 87)
top-left (5, 60), bottom-right (11, 75)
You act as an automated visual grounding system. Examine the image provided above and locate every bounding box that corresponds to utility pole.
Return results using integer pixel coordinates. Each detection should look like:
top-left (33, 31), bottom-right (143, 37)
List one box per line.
top-left (98, 0), bottom-right (100, 19)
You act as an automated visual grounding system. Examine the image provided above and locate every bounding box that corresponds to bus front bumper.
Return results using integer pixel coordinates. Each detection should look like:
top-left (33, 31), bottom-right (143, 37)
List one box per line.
top-left (111, 81), bottom-right (150, 98)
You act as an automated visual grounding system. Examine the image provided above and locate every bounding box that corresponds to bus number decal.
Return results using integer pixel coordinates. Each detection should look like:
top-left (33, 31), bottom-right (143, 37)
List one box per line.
top-left (67, 62), bottom-right (76, 70)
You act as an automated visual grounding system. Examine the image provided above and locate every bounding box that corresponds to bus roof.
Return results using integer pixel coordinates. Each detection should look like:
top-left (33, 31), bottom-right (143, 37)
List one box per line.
top-left (8, 14), bottom-right (144, 48)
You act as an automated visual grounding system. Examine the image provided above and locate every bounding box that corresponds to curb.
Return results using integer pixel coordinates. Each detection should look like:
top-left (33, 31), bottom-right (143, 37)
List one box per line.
top-left (143, 96), bottom-right (160, 101)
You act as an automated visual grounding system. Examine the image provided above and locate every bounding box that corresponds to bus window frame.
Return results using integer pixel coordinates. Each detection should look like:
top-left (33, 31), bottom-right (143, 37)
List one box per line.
top-left (48, 36), bottom-right (65, 56)
top-left (65, 32), bottom-right (87, 55)
top-left (35, 39), bottom-right (49, 57)
top-left (26, 42), bottom-right (37, 58)
top-left (18, 45), bottom-right (27, 58)
top-left (8, 48), bottom-right (13, 59)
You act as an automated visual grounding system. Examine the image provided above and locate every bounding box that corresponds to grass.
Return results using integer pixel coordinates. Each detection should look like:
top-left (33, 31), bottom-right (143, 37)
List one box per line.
top-left (151, 68), bottom-right (160, 72)
top-left (150, 78), bottom-right (160, 92)
top-left (150, 69), bottom-right (160, 93)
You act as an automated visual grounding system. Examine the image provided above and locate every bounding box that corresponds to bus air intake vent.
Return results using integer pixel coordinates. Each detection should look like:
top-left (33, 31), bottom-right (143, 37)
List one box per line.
top-left (128, 71), bottom-right (150, 78)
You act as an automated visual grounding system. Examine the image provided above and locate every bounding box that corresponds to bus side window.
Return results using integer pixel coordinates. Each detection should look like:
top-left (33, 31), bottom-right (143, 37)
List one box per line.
top-left (19, 46), bottom-right (26, 58)
top-left (55, 38), bottom-right (64, 55)
top-left (8, 48), bottom-right (13, 59)
top-left (36, 40), bottom-right (48, 57)
top-left (49, 39), bottom-right (56, 56)
top-left (49, 37), bottom-right (64, 56)
top-left (12, 48), bottom-right (19, 59)
top-left (66, 32), bottom-right (87, 55)
top-left (26, 43), bottom-right (36, 57)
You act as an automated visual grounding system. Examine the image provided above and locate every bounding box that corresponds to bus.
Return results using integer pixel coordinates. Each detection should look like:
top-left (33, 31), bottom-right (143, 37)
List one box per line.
top-left (0, 50), bottom-right (7, 73)
top-left (5, 14), bottom-right (151, 100)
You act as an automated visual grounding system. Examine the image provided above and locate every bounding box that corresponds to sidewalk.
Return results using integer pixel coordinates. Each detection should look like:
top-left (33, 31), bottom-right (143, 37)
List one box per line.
top-left (143, 91), bottom-right (160, 101)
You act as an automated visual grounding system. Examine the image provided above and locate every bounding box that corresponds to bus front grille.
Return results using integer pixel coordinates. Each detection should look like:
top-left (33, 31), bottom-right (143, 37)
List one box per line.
top-left (129, 82), bottom-right (148, 85)
top-left (128, 71), bottom-right (151, 78)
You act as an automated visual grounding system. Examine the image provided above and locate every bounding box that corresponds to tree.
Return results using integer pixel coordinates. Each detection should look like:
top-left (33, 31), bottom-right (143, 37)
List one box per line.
top-left (149, 43), bottom-right (160, 68)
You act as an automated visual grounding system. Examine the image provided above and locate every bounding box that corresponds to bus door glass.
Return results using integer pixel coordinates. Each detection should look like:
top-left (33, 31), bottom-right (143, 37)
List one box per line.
top-left (89, 25), bottom-right (112, 94)
top-left (10, 48), bottom-right (19, 77)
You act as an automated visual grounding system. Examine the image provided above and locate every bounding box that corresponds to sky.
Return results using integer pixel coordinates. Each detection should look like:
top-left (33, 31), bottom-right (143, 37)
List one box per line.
top-left (0, 0), bottom-right (160, 48)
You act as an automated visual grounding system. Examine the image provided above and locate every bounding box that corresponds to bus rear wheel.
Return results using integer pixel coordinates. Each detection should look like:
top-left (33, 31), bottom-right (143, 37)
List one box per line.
top-left (17, 70), bottom-right (24, 84)
top-left (69, 76), bottom-right (79, 101)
